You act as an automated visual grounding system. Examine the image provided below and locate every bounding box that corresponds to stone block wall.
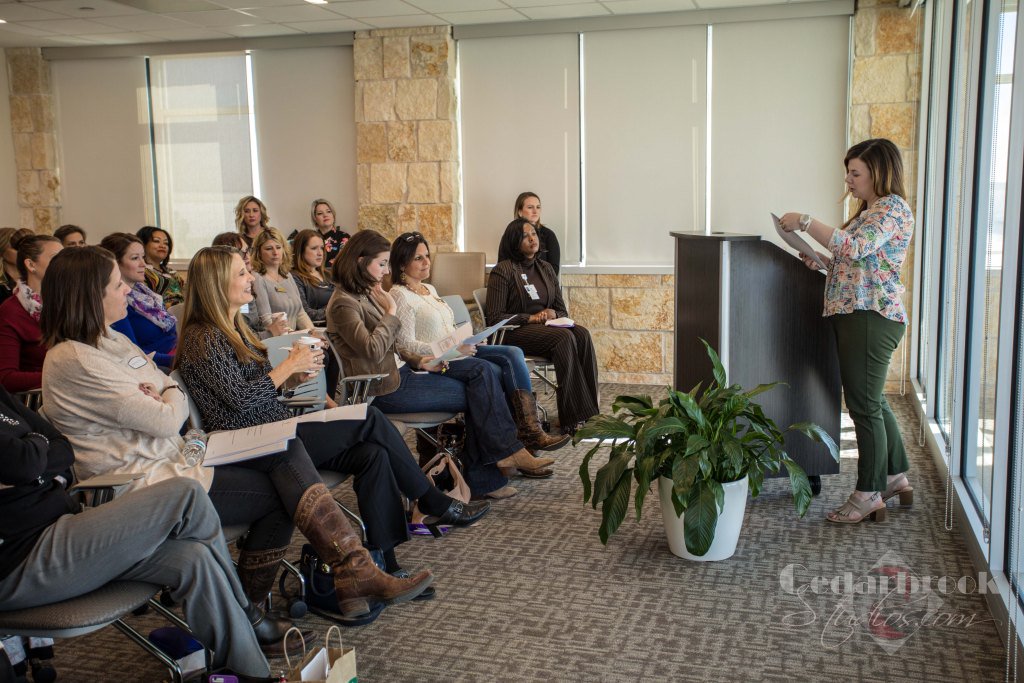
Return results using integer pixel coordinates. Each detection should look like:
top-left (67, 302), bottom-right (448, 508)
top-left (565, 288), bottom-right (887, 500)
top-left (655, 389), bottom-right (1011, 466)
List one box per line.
top-left (5, 48), bottom-right (61, 233)
top-left (850, 0), bottom-right (924, 391)
top-left (561, 274), bottom-right (675, 385)
top-left (353, 26), bottom-right (460, 251)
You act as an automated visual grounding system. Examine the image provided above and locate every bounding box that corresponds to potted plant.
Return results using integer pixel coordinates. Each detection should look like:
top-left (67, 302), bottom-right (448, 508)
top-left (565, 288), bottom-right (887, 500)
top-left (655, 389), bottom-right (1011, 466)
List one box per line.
top-left (577, 340), bottom-right (838, 560)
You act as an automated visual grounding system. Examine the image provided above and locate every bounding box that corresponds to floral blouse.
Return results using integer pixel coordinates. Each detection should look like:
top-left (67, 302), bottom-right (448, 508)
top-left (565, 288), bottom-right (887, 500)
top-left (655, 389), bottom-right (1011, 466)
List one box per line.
top-left (145, 265), bottom-right (184, 308)
top-left (824, 194), bottom-right (914, 323)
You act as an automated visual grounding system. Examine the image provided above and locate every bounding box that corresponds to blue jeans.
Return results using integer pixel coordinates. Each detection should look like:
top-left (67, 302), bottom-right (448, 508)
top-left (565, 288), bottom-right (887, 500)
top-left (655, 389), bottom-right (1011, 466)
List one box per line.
top-left (476, 344), bottom-right (533, 397)
top-left (371, 361), bottom-right (522, 494)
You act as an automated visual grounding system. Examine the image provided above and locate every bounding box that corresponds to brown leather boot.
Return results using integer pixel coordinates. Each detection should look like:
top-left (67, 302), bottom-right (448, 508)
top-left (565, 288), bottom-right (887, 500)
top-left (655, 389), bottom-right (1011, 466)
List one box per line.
top-left (236, 546), bottom-right (287, 605)
top-left (511, 390), bottom-right (571, 452)
top-left (237, 547), bottom-right (314, 658)
top-left (496, 447), bottom-right (555, 476)
top-left (293, 483), bottom-right (433, 618)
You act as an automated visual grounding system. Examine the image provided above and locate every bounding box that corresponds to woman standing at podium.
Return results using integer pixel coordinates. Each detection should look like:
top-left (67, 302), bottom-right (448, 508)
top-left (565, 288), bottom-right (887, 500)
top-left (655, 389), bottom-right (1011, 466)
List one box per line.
top-left (780, 138), bottom-right (914, 525)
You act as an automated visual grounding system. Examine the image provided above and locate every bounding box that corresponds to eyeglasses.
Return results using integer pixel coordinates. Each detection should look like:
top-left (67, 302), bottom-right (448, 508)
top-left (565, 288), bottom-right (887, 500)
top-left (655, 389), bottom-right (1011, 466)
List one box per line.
top-left (403, 232), bottom-right (423, 242)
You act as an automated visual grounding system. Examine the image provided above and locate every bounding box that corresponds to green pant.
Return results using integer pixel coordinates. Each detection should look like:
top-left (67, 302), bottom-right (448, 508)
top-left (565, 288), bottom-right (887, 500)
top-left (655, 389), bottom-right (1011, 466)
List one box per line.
top-left (830, 310), bottom-right (909, 492)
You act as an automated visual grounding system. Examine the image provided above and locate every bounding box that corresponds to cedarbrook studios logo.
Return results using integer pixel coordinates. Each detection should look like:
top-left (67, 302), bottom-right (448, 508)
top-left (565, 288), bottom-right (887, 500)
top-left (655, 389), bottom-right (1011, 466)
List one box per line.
top-left (779, 551), bottom-right (998, 653)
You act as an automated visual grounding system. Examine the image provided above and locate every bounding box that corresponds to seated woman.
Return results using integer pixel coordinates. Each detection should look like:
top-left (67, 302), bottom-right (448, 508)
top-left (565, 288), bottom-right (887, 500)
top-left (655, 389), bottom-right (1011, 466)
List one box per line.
top-left (486, 219), bottom-right (599, 434)
top-left (497, 192), bottom-right (562, 275)
top-left (54, 224), bottom-right (87, 248)
top-left (137, 226), bottom-right (185, 308)
top-left (327, 230), bottom-right (555, 498)
top-left (251, 228), bottom-right (315, 332)
top-left (41, 247), bottom-right (432, 626)
top-left (176, 246), bottom-right (487, 565)
top-left (292, 229), bottom-right (335, 324)
top-left (212, 232), bottom-right (286, 339)
top-left (100, 233), bottom-right (177, 369)
top-left (0, 234), bottom-right (61, 393)
top-left (0, 228), bottom-right (33, 305)
top-left (0, 385), bottom-right (273, 681)
top-left (236, 195), bottom-right (270, 250)
top-left (389, 231), bottom-right (568, 453)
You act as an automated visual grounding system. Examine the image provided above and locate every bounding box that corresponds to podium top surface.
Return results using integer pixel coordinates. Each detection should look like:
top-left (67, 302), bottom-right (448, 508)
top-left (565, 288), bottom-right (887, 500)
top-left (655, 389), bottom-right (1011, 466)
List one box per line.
top-left (670, 231), bottom-right (761, 242)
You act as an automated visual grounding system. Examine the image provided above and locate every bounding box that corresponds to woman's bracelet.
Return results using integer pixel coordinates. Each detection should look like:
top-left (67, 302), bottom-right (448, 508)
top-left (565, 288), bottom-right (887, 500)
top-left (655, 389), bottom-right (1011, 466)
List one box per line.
top-left (799, 214), bottom-right (812, 232)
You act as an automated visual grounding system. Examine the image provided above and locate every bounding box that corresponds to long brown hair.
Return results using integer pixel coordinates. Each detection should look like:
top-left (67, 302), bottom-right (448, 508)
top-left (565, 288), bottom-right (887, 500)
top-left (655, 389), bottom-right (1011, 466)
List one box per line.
top-left (40, 246), bottom-right (116, 348)
top-left (843, 138), bottom-right (907, 228)
top-left (330, 229), bottom-right (390, 295)
top-left (178, 246), bottom-right (266, 365)
top-left (291, 229), bottom-right (327, 286)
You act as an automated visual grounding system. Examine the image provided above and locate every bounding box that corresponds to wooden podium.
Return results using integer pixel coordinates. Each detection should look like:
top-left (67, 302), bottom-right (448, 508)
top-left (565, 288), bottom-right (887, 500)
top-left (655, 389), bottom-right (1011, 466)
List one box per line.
top-left (671, 231), bottom-right (841, 491)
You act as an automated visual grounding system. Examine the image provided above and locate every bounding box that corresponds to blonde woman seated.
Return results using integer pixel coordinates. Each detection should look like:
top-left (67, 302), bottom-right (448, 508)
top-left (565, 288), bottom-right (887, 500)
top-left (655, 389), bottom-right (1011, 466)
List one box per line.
top-left (236, 195), bottom-right (270, 250)
top-left (41, 246), bottom-right (432, 627)
top-left (327, 230), bottom-right (556, 499)
top-left (389, 232), bottom-right (568, 454)
top-left (250, 227), bottom-right (314, 332)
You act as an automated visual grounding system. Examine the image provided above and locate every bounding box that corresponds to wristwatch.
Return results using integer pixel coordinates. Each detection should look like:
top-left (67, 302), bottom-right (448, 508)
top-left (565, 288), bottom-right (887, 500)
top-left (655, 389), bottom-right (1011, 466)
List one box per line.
top-left (799, 214), bottom-right (812, 232)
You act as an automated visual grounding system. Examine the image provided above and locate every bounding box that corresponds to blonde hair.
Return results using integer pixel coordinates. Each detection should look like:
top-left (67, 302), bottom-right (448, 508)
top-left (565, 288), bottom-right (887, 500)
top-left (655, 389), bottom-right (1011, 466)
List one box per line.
top-left (178, 246), bottom-right (266, 365)
top-left (234, 195), bottom-right (270, 233)
top-left (250, 227), bottom-right (291, 276)
top-left (310, 198), bottom-right (337, 228)
top-left (291, 229), bottom-right (326, 286)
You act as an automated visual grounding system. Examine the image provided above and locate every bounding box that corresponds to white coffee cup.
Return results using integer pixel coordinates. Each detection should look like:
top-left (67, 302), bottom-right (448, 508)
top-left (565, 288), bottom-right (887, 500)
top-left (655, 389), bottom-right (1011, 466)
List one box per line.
top-left (295, 335), bottom-right (322, 374)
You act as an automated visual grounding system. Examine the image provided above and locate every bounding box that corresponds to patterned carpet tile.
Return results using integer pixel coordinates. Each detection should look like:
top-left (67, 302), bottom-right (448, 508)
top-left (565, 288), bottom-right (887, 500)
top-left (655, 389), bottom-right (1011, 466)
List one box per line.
top-left (47, 386), bottom-right (1009, 682)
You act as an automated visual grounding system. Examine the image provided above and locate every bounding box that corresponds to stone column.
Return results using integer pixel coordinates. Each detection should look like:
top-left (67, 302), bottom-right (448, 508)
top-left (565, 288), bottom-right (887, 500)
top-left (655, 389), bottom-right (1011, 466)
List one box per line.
top-left (850, 1), bottom-right (924, 390)
top-left (5, 48), bottom-right (61, 233)
top-left (353, 26), bottom-right (459, 250)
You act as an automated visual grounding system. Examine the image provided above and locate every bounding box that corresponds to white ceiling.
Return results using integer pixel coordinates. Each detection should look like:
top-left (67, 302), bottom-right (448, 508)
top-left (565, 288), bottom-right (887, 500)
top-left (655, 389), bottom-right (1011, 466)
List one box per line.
top-left (0, 0), bottom-right (823, 47)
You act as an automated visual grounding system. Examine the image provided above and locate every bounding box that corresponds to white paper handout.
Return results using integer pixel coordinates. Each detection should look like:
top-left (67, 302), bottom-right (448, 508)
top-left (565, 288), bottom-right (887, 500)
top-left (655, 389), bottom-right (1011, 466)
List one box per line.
top-left (545, 317), bottom-right (575, 328)
top-left (770, 213), bottom-right (828, 269)
top-left (203, 419), bottom-right (298, 466)
top-left (292, 403), bottom-right (368, 423)
top-left (423, 317), bottom-right (515, 368)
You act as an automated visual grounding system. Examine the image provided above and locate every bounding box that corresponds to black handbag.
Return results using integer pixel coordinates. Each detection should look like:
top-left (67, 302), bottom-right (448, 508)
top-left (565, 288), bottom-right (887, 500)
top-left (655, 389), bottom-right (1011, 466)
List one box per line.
top-left (281, 544), bottom-right (386, 627)
top-left (413, 421), bottom-right (466, 467)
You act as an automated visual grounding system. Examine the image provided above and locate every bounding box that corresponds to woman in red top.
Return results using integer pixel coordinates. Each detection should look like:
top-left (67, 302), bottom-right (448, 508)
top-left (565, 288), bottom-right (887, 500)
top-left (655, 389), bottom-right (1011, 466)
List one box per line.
top-left (0, 234), bottom-right (62, 393)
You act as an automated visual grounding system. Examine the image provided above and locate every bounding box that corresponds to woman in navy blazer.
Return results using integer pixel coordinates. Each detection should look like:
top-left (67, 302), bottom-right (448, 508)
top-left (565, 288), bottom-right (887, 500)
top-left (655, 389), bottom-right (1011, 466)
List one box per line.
top-left (100, 233), bottom-right (177, 368)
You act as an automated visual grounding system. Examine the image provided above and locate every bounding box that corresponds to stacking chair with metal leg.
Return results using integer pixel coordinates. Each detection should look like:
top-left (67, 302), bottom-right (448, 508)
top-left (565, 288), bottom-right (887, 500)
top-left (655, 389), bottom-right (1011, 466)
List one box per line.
top-left (472, 286), bottom-right (559, 393)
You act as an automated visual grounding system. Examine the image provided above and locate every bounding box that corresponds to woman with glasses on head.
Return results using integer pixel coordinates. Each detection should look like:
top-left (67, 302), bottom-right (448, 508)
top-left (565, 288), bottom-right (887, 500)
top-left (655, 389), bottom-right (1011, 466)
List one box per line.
top-left (137, 226), bottom-right (184, 308)
top-left (0, 233), bottom-right (61, 393)
top-left (486, 218), bottom-right (599, 435)
top-left (390, 231), bottom-right (569, 454)
top-left (250, 228), bottom-right (314, 333)
top-left (235, 195), bottom-right (271, 250)
top-left (497, 192), bottom-right (561, 275)
top-left (327, 230), bottom-right (557, 499)
top-left (101, 233), bottom-right (177, 369)
top-left (292, 229), bottom-right (335, 324)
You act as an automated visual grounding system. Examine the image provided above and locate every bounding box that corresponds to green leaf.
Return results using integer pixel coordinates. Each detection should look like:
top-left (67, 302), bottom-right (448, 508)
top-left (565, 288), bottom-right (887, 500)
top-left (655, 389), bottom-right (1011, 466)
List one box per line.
top-left (578, 441), bottom-right (603, 504)
top-left (723, 439), bottom-right (744, 476)
top-left (672, 454), bottom-right (699, 498)
top-left (592, 447), bottom-right (634, 505)
top-left (787, 422), bottom-right (840, 462)
top-left (598, 469), bottom-right (633, 545)
top-left (783, 457), bottom-right (813, 516)
top-left (612, 394), bottom-right (653, 414)
top-left (574, 415), bottom-right (635, 443)
top-left (684, 482), bottom-right (720, 556)
top-left (685, 434), bottom-right (711, 456)
top-left (701, 338), bottom-right (727, 387)
top-left (637, 416), bottom-right (690, 452)
top-left (671, 390), bottom-right (707, 430)
top-left (633, 453), bottom-right (660, 519)
top-left (743, 382), bottom-right (784, 399)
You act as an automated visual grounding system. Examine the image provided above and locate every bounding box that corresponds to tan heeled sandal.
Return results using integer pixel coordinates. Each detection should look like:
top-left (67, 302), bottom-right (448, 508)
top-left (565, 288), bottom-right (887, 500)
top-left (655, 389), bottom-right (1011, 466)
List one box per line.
top-left (826, 492), bottom-right (887, 524)
top-left (882, 473), bottom-right (914, 507)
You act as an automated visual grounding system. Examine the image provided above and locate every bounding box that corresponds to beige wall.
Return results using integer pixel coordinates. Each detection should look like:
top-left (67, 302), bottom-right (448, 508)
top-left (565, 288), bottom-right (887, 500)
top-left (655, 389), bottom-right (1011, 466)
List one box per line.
top-left (0, 49), bottom-right (18, 228)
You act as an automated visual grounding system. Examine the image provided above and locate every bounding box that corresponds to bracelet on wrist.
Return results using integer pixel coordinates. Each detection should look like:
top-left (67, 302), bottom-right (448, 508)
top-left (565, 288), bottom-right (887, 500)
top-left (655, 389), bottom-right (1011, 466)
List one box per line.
top-left (799, 214), bottom-right (812, 232)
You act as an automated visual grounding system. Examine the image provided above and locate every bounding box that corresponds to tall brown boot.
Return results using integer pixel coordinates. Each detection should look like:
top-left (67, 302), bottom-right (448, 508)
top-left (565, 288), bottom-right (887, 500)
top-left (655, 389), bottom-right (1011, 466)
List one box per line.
top-left (511, 390), bottom-right (571, 452)
top-left (293, 483), bottom-right (433, 618)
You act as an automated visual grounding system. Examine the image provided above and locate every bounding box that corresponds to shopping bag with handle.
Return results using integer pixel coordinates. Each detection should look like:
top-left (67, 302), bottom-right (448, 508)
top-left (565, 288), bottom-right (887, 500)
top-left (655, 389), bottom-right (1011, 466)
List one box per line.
top-left (283, 625), bottom-right (357, 683)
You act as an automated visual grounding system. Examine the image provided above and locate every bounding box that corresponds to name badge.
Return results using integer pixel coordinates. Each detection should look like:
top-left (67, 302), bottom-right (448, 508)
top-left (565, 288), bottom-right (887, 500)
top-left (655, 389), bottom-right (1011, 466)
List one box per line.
top-left (128, 356), bottom-right (148, 369)
top-left (275, 285), bottom-right (287, 293)
top-left (240, 303), bottom-right (250, 314)
top-left (524, 283), bottom-right (540, 300)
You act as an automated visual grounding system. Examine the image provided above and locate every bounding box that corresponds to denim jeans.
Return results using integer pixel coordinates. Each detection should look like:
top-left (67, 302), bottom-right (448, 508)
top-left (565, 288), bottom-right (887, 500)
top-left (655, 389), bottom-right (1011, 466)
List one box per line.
top-left (370, 361), bottom-right (521, 494)
top-left (476, 344), bottom-right (533, 397)
top-left (208, 464), bottom-right (296, 553)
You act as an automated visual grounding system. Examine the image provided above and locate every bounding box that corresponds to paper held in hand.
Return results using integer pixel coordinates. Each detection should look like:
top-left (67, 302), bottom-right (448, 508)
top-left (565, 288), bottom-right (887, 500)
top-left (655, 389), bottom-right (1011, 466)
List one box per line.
top-left (545, 317), bottom-right (574, 327)
top-left (770, 213), bottom-right (828, 269)
top-left (202, 404), bottom-right (368, 466)
top-left (423, 317), bottom-right (515, 368)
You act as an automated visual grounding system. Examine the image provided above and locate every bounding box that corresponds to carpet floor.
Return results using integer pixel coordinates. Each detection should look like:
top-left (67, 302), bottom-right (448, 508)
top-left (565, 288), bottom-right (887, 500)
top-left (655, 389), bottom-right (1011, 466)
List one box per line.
top-left (46, 385), bottom-right (1011, 682)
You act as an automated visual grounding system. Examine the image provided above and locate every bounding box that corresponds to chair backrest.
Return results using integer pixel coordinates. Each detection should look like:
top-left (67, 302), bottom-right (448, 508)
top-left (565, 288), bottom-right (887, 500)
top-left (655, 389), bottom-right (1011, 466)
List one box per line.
top-left (264, 333), bottom-right (327, 402)
top-left (472, 287), bottom-right (488, 319)
top-left (427, 252), bottom-right (486, 303)
top-left (443, 295), bottom-right (472, 329)
top-left (170, 370), bottom-right (204, 431)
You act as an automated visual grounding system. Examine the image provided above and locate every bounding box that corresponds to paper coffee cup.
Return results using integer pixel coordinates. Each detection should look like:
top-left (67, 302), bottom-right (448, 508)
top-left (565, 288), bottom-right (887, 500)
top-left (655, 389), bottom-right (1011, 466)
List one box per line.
top-left (295, 336), bottom-right (321, 373)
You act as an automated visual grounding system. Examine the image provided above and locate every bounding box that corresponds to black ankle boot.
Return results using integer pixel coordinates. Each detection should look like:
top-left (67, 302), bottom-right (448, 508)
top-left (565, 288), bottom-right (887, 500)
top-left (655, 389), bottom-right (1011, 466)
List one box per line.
top-left (243, 601), bottom-right (313, 658)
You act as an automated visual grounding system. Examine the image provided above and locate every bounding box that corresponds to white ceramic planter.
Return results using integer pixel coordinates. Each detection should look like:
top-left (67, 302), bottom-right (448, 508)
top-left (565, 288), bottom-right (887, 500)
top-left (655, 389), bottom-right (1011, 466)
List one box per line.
top-left (658, 475), bottom-right (749, 561)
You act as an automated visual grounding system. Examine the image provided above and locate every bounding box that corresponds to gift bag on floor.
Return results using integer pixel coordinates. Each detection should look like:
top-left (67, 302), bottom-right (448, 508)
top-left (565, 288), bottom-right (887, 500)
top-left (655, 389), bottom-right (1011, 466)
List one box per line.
top-left (284, 626), bottom-right (357, 683)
